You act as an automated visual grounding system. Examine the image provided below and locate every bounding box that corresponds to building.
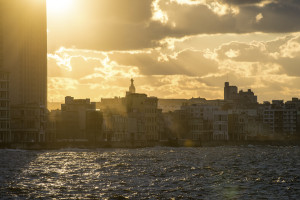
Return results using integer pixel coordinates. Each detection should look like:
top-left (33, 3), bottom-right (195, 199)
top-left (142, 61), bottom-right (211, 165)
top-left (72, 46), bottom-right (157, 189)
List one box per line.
top-left (0, 0), bottom-right (47, 142)
top-left (86, 110), bottom-right (103, 142)
top-left (10, 104), bottom-right (46, 142)
top-left (102, 113), bottom-right (138, 142)
top-left (228, 109), bottom-right (262, 140)
top-left (238, 89), bottom-right (257, 104)
top-left (126, 93), bottom-right (161, 141)
top-left (0, 71), bottom-right (10, 143)
top-left (285, 98), bottom-right (300, 136)
top-left (56, 96), bottom-right (98, 141)
top-left (100, 79), bottom-right (163, 142)
top-left (224, 82), bottom-right (257, 105)
top-left (224, 82), bottom-right (238, 101)
top-left (163, 109), bottom-right (189, 140)
top-left (46, 110), bottom-right (59, 142)
top-left (213, 110), bottom-right (228, 140)
top-left (263, 100), bottom-right (297, 135)
top-left (180, 103), bottom-right (219, 141)
top-left (49, 97), bottom-right (103, 142)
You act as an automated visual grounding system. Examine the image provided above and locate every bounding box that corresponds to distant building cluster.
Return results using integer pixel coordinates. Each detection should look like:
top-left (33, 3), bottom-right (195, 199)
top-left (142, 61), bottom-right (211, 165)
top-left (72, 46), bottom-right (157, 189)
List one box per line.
top-left (163, 82), bottom-right (300, 144)
top-left (46, 79), bottom-right (164, 146)
top-left (43, 80), bottom-right (300, 146)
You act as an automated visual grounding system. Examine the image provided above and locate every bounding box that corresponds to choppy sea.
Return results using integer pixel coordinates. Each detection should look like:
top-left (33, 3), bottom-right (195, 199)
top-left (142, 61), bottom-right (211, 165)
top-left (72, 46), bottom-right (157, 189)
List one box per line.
top-left (0, 146), bottom-right (299, 199)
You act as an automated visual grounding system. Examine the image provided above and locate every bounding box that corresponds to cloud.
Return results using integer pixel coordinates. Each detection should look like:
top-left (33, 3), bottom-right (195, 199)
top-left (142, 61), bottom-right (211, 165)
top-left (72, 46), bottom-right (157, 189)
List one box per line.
top-left (256, 13), bottom-right (263, 23)
top-left (109, 49), bottom-right (219, 76)
top-left (152, 0), bottom-right (169, 23)
top-left (48, 0), bottom-right (300, 52)
top-left (216, 41), bottom-right (271, 62)
top-left (47, 32), bottom-right (300, 102)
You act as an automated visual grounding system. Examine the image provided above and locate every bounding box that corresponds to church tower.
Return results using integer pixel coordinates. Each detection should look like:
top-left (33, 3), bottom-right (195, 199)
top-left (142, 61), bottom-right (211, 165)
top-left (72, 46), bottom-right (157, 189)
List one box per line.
top-left (129, 78), bottom-right (136, 94)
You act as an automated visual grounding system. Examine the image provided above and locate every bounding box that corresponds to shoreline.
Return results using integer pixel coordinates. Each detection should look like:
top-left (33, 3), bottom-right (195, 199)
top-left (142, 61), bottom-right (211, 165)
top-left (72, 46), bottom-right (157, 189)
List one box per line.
top-left (1, 139), bottom-right (300, 150)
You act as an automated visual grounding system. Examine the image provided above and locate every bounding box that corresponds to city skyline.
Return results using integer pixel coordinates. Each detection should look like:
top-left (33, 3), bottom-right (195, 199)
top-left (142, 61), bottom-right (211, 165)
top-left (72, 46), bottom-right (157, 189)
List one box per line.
top-left (47, 0), bottom-right (300, 103)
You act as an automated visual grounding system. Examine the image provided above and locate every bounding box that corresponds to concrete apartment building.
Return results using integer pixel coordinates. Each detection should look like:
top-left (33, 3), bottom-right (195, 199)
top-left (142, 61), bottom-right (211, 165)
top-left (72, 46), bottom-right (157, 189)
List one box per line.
top-left (213, 110), bottom-right (229, 140)
top-left (263, 100), bottom-right (297, 135)
top-left (0, 0), bottom-right (47, 142)
top-left (285, 98), bottom-right (300, 136)
top-left (180, 103), bottom-right (219, 141)
top-left (227, 109), bottom-right (263, 140)
top-left (0, 71), bottom-right (10, 143)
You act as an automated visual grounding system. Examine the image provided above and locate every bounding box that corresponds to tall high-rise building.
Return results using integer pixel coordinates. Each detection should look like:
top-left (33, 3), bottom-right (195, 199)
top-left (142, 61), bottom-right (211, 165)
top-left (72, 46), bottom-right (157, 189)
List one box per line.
top-left (0, 0), bottom-right (47, 142)
top-left (0, 70), bottom-right (10, 143)
top-left (0, 0), bottom-right (3, 69)
top-left (0, 0), bottom-right (47, 106)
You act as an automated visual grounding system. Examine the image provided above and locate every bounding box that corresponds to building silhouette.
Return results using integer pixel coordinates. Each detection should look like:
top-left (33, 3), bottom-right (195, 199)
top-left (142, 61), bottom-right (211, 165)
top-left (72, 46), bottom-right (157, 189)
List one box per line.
top-left (224, 82), bottom-right (257, 105)
top-left (46, 96), bottom-right (102, 143)
top-left (224, 82), bottom-right (238, 101)
top-left (128, 78), bottom-right (136, 94)
top-left (0, 0), bottom-right (47, 142)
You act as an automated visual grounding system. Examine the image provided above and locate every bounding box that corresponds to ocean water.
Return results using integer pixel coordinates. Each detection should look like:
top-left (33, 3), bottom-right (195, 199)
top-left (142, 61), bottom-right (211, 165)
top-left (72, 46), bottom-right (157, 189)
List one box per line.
top-left (0, 146), bottom-right (299, 199)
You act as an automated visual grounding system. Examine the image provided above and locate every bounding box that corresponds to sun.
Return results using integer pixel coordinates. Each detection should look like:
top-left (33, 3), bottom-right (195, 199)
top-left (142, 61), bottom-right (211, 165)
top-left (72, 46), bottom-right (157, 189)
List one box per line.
top-left (46, 0), bottom-right (73, 13)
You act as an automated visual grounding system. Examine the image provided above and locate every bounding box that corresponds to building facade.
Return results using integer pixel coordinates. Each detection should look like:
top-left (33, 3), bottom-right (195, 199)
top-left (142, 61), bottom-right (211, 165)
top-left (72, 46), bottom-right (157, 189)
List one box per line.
top-left (180, 103), bottom-right (218, 141)
top-left (228, 109), bottom-right (262, 140)
top-left (57, 96), bottom-right (98, 141)
top-left (0, 71), bottom-right (10, 143)
top-left (100, 79), bottom-right (163, 143)
top-left (213, 110), bottom-right (228, 140)
top-left (0, 0), bottom-right (47, 142)
top-left (263, 100), bottom-right (297, 135)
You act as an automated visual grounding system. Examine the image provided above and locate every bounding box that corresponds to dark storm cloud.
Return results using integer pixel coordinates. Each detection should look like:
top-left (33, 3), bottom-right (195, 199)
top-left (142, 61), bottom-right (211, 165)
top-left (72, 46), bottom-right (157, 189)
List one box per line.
top-left (48, 0), bottom-right (300, 51)
top-left (249, 1), bottom-right (300, 32)
top-left (160, 0), bottom-right (300, 34)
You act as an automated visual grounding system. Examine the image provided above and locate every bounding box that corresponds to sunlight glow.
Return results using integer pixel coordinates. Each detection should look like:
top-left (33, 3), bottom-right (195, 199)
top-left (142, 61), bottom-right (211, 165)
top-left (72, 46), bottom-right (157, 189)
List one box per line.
top-left (46, 0), bottom-right (73, 13)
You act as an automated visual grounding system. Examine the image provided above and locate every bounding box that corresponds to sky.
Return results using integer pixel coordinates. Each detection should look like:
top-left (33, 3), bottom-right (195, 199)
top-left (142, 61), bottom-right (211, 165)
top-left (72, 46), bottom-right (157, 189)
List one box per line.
top-left (47, 0), bottom-right (300, 102)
